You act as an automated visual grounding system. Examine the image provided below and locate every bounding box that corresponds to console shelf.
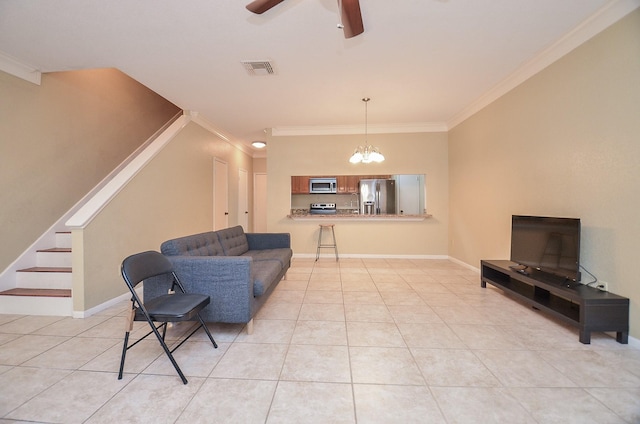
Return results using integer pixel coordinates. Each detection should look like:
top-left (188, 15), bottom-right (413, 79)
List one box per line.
top-left (481, 260), bottom-right (629, 344)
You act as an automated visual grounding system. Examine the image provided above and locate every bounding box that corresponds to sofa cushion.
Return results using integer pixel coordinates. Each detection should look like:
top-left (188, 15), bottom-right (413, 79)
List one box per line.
top-left (216, 225), bottom-right (250, 256)
top-left (252, 260), bottom-right (283, 296)
top-left (242, 248), bottom-right (292, 269)
top-left (161, 231), bottom-right (225, 256)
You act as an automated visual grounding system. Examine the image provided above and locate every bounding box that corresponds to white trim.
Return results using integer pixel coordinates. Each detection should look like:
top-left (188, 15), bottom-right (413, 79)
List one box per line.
top-left (73, 286), bottom-right (142, 318)
top-left (0, 50), bottom-right (41, 85)
top-left (628, 335), bottom-right (640, 349)
top-left (272, 122), bottom-right (448, 137)
top-left (189, 111), bottom-right (255, 156)
top-left (65, 115), bottom-right (190, 228)
top-left (272, 0), bottom-right (640, 136)
top-left (448, 256), bottom-right (481, 273)
top-left (294, 253), bottom-right (449, 260)
top-left (448, 0), bottom-right (640, 129)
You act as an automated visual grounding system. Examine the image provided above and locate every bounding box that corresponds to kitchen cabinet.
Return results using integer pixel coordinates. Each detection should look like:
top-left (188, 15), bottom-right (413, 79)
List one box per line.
top-left (337, 175), bottom-right (360, 194)
top-left (291, 176), bottom-right (310, 194)
top-left (292, 175), bottom-right (391, 195)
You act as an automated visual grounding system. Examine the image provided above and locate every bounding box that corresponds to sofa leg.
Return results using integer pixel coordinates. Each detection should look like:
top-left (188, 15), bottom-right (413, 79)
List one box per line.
top-left (246, 318), bottom-right (254, 335)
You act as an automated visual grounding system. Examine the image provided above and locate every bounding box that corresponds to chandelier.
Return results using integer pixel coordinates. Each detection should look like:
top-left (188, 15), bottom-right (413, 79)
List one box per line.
top-left (349, 98), bottom-right (385, 164)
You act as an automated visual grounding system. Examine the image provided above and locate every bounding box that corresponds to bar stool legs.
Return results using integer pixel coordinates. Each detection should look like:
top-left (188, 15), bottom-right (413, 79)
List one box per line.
top-left (316, 224), bottom-right (338, 261)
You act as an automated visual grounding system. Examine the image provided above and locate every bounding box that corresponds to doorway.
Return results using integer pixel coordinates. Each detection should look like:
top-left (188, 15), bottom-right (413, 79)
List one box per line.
top-left (238, 168), bottom-right (249, 231)
top-left (254, 173), bottom-right (267, 232)
top-left (213, 158), bottom-right (228, 230)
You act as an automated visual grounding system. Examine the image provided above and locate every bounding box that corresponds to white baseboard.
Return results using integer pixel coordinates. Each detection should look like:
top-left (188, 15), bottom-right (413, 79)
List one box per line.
top-left (293, 253), bottom-right (449, 260)
top-left (72, 287), bottom-right (141, 318)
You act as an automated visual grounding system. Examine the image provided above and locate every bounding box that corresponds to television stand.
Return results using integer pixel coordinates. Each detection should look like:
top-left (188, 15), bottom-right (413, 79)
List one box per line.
top-left (481, 260), bottom-right (629, 344)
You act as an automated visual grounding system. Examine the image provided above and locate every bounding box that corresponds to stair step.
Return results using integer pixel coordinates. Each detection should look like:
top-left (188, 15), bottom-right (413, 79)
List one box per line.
top-left (18, 267), bottom-right (72, 273)
top-left (56, 231), bottom-right (72, 249)
top-left (0, 293), bottom-right (73, 316)
top-left (0, 288), bottom-right (71, 298)
top-left (37, 247), bottom-right (72, 253)
top-left (16, 266), bottom-right (72, 289)
top-left (2, 231), bottom-right (74, 316)
top-left (36, 248), bottom-right (72, 268)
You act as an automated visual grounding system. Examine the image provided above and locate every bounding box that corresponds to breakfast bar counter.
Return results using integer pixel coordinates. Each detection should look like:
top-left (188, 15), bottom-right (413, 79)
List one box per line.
top-left (288, 210), bottom-right (431, 222)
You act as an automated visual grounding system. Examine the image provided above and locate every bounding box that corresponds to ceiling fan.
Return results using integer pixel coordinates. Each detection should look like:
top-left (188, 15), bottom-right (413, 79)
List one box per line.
top-left (246, 0), bottom-right (364, 39)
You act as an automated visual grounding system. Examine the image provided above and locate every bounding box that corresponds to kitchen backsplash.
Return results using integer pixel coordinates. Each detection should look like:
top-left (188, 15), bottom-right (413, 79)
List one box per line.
top-left (291, 193), bottom-right (360, 209)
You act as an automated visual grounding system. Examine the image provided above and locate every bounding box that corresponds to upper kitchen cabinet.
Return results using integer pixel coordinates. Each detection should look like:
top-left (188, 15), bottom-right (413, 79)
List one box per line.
top-left (337, 175), bottom-right (360, 194)
top-left (292, 175), bottom-right (392, 195)
top-left (291, 176), bottom-right (310, 194)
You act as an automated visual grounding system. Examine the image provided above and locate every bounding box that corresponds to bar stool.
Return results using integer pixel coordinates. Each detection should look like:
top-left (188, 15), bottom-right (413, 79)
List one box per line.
top-left (316, 224), bottom-right (338, 261)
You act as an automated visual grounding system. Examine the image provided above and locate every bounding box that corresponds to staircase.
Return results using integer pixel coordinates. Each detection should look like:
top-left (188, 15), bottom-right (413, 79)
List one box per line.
top-left (0, 232), bottom-right (73, 316)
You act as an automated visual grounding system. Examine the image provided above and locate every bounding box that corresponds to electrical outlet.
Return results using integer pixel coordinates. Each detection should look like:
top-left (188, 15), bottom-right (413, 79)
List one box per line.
top-left (596, 281), bottom-right (609, 292)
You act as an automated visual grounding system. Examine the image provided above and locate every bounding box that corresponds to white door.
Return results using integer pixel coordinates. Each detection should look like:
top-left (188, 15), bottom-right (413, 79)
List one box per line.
top-left (213, 158), bottom-right (228, 230)
top-left (254, 173), bottom-right (267, 232)
top-left (238, 168), bottom-right (249, 231)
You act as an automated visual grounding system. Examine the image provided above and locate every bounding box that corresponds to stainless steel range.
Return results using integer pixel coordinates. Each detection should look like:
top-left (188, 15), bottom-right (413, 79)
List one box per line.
top-left (309, 203), bottom-right (337, 215)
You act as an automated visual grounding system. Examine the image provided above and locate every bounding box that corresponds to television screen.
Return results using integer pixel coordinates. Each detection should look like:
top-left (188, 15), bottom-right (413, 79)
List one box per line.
top-left (510, 215), bottom-right (581, 282)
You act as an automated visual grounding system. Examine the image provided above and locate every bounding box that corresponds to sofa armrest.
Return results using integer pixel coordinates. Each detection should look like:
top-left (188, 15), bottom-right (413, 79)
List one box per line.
top-left (246, 232), bottom-right (291, 250)
top-left (145, 255), bottom-right (255, 323)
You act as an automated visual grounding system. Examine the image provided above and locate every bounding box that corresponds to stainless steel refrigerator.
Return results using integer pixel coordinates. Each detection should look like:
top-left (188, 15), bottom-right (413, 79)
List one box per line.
top-left (359, 179), bottom-right (396, 215)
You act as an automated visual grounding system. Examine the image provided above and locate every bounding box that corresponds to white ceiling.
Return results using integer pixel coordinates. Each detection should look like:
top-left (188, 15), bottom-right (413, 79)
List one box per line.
top-left (1, 0), bottom-right (637, 155)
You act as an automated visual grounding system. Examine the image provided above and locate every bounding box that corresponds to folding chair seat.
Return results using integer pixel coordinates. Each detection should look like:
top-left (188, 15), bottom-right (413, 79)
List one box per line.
top-left (118, 250), bottom-right (217, 384)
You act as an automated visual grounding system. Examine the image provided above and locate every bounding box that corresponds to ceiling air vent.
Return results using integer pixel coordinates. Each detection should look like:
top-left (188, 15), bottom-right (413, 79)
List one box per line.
top-left (241, 60), bottom-right (275, 76)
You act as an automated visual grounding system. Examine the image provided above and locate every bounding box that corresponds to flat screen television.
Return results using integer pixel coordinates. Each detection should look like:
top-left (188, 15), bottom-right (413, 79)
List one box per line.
top-left (510, 215), bottom-right (581, 282)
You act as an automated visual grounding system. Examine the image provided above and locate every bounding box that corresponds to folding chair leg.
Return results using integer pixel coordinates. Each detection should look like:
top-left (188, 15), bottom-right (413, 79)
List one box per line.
top-left (148, 322), bottom-right (189, 384)
top-left (197, 314), bottom-right (218, 348)
top-left (118, 307), bottom-right (136, 380)
top-left (118, 332), bottom-right (130, 380)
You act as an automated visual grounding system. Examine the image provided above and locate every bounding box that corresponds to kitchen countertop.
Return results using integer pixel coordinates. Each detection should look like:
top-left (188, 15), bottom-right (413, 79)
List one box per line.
top-left (288, 209), bottom-right (431, 221)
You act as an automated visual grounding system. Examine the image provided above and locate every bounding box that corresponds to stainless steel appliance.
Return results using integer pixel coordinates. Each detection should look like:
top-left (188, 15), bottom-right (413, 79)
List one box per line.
top-left (309, 203), bottom-right (337, 215)
top-left (359, 179), bottom-right (396, 215)
top-left (309, 178), bottom-right (337, 194)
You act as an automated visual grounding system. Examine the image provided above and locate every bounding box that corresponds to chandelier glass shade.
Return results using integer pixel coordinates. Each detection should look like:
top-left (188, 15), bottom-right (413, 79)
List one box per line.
top-left (349, 144), bottom-right (385, 164)
top-left (349, 98), bottom-right (384, 164)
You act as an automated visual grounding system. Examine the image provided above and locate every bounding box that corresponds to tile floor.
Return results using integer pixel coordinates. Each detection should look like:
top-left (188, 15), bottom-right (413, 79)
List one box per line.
top-left (1, 257), bottom-right (639, 423)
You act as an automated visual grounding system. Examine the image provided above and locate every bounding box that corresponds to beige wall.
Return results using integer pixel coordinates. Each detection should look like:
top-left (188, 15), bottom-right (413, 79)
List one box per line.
top-left (75, 121), bottom-right (254, 311)
top-left (253, 157), bottom-right (267, 173)
top-left (0, 68), bottom-right (180, 272)
top-left (267, 132), bottom-right (449, 256)
top-left (449, 10), bottom-right (640, 338)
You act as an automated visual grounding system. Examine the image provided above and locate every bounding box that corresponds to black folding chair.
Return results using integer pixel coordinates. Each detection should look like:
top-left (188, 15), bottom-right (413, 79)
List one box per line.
top-left (118, 250), bottom-right (217, 384)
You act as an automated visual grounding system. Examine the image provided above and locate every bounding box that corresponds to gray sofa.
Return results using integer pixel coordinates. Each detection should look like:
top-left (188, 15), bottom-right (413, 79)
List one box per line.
top-left (145, 226), bottom-right (292, 333)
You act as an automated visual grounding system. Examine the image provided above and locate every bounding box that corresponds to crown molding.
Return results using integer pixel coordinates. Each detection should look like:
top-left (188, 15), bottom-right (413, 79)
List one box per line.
top-left (272, 122), bottom-right (448, 137)
top-left (447, 0), bottom-right (640, 129)
top-left (188, 111), bottom-right (257, 157)
top-left (0, 51), bottom-right (41, 85)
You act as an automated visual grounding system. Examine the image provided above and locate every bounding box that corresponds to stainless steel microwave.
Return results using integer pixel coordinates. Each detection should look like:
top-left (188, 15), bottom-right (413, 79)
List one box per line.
top-left (309, 178), bottom-right (337, 194)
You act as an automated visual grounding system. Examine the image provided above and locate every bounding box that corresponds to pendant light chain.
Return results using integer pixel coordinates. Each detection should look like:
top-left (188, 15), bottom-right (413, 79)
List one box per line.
top-left (363, 97), bottom-right (369, 147)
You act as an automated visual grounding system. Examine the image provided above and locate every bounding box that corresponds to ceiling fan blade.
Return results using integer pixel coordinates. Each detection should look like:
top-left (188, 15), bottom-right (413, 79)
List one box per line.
top-left (246, 0), bottom-right (285, 14)
top-left (339, 0), bottom-right (364, 38)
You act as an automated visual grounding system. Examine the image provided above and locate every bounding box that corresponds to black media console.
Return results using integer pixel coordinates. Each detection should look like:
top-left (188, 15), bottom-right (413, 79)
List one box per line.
top-left (481, 260), bottom-right (629, 344)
